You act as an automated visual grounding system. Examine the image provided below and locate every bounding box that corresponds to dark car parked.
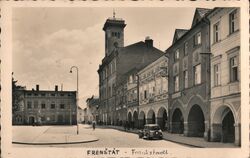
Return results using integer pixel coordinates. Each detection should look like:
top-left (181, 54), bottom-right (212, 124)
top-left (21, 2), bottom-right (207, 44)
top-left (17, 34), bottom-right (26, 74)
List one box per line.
top-left (138, 124), bottom-right (163, 140)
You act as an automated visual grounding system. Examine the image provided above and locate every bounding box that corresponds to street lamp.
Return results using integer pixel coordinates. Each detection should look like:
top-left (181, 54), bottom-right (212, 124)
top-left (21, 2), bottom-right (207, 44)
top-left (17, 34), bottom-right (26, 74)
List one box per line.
top-left (70, 66), bottom-right (79, 135)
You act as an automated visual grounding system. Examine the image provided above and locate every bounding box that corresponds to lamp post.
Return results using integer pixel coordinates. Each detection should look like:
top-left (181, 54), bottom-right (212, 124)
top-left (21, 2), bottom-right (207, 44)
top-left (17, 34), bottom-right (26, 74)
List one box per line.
top-left (70, 66), bottom-right (79, 135)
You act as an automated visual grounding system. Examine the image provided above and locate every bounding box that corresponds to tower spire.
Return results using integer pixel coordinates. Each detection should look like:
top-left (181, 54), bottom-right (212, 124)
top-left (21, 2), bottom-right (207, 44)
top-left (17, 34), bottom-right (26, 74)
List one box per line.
top-left (113, 9), bottom-right (116, 18)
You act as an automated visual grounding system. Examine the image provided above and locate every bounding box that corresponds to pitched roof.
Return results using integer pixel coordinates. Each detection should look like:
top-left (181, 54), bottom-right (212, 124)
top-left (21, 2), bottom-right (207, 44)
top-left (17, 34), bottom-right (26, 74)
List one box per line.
top-left (192, 8), bottom-right (212, 27)
top-left (172, 29), bottom-right (189, 44)
top-left (197, 8), bottom-right (211, 18)
top-left (116, 41), bottom-right (163, 85)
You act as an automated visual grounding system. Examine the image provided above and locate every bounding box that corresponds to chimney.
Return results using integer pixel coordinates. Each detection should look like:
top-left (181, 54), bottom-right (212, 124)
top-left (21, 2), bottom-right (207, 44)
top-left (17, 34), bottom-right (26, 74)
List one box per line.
top-left (145, 36), bottom-right (153, 47)
top-left (36, 85), bottom-right (39, 91)
top-left (55, 85), bottom-right (58, 91)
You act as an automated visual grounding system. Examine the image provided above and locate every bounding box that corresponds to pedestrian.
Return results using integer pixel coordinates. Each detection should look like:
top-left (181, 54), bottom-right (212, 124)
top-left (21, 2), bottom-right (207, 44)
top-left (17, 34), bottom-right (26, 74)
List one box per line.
top-left (92, 121), bottom-right (96, 130)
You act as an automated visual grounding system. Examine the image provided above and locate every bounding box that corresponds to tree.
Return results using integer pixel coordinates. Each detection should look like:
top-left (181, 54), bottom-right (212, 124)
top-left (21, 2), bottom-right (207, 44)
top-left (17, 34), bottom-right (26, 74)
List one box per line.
top-left (12, 74), bottom-right (25, 114)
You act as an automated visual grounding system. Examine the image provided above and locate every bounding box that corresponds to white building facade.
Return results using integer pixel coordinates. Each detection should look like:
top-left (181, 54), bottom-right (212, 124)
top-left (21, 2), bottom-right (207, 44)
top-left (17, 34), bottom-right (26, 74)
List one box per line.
top-left (207, 8), bottom-right (241, 146)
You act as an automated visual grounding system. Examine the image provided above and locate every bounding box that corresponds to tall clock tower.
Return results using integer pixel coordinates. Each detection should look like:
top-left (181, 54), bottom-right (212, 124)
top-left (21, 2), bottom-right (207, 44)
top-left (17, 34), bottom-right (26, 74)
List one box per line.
top-left (103, 11), bottom-right (126, 56)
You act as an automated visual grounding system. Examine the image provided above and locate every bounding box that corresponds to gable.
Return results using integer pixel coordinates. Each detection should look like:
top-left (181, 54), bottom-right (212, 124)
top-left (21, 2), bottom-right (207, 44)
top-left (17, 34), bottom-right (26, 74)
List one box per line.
top-left (191, 10), bottom-right (202, 27)
top-left (191, 8), bottom-right (212, 27)
top-left (172, 29), bottom-right (189, 44)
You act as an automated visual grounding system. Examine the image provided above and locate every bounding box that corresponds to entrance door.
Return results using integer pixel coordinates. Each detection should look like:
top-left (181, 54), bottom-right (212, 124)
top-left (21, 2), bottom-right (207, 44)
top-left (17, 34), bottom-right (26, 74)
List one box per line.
top-left (29, 116), bottom-right (35, 125)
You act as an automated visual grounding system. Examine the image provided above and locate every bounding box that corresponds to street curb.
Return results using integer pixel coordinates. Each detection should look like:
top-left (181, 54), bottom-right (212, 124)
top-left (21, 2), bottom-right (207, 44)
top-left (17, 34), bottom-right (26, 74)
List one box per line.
top-left (12, 139), bottom-right (99, 145)
top-left (162, 137), bottom-right (203, 148)
top-left (102, 126), bottom-right (203, 148)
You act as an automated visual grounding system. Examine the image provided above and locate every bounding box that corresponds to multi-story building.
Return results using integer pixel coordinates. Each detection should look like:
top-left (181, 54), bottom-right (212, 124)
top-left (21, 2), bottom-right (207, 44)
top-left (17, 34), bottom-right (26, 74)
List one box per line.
top-left (138, 55), bottom-right (168, 130)
top-left (166, 8), bottom-right (211, 140)
top-left (13, 85), bottom-right (77, 125)
top-left (207, 8), bottom-right (240, 145)
top-left (114, 75), bottom-right (127, 126)
top-left (98, 14), bottom-right (163, 125)
top-left (124, 68), bottom-right (139, 128)
top-left (85, 95), bottom-right (99, 123)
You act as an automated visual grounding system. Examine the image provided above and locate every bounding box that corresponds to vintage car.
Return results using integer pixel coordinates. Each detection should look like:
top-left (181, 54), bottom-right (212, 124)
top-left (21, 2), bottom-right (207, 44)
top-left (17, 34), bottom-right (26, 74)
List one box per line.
top-left (138, 124), bottom-right (163, 140)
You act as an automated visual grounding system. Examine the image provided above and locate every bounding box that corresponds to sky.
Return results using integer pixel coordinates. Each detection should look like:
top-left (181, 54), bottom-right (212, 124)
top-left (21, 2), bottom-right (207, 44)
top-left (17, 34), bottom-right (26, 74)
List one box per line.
top-left (12, 7), bottom-right (196, 108)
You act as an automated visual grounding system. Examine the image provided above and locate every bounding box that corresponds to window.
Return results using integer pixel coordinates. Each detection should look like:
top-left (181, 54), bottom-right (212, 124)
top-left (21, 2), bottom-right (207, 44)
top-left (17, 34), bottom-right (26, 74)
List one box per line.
top-left (110, 63), bottom-right (113, 74)
top-left (51, 93), bottom-right (55, 96)
top-left (213, 22), bottom-right (220, 43)
top-left (230, 56), bottom-right (238, 82)
top-left (194, 64), bottom-right (201, 85)
top-left (174, 75), bottom-right (179, 92)
top-left (162, 78), bottom-right (168, 92)
top-left (229, 10), bottom-right (238, 34)
top-left (27, 101), bottom-right (32, 109)
top-left (144, 90), bottom-right (147, 99)
top-left (60, 104), bottom-right (65, 109)
top-left (41, 103), bottom-right (46, 109)
top-left (184, 70), bottom-right (188, 88)
top-left (108, 86), bottom-right (111, 97)
top-left (41, 93), bottom-right (46, 96)
top-left (51, 104), bottom-right (55, 109)
top-left (129, 75), bottom-right (133, 84)
top-left (117, 32), bottom-right (120, 38)
top-left (184, 42), bottom-right (188, 55)
top-left (60, 93), bottom-right (64, 96)
top-left (194, 32), bottom-right (201, 46)
top-left (214, 64), bottom-right (221, 86)
top-left (174, 49), bottom-right (179, 61)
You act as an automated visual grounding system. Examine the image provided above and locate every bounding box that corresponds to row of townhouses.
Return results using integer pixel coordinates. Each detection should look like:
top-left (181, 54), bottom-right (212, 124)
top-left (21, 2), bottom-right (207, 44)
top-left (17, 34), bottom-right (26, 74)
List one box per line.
top-left (97, 8), bottom-right (241, 146)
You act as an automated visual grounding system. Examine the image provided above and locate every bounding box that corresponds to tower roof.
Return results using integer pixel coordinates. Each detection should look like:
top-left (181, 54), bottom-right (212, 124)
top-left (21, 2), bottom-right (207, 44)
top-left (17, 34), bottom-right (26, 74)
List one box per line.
top-left (103, 18), bottom-right (126, 31)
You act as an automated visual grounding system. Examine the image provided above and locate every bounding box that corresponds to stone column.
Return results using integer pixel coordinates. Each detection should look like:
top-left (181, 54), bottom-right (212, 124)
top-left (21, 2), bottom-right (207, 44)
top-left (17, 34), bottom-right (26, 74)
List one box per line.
top-left (169, 121), bottom-right (173, 133)
top-left (204, 120), bottom-right (209, 141)
top-left (183, 121), bottom-right (189, 136)
top-left (234, 123), bottom-right (241, 146)
top-left (210, 123), bottom-right (222, 142)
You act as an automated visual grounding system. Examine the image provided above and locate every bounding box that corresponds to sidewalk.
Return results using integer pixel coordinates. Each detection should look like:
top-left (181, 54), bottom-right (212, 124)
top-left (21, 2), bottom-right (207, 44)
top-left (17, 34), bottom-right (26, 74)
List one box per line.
top-left (101, 125), bottom-right (236, 148)
top-left (13, 125), bottom-right (99, 145)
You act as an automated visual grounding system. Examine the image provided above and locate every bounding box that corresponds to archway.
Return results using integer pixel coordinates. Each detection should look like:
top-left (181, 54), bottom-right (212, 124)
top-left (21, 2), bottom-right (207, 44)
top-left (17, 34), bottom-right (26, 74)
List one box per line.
top-left (172, 108), bottom-right (184, 134)
top-left (139, 111), bottom-right (146, 129)
top-left (133, 111), bottom-right (138, 129)
top-left (187, 105), bottom-right (205, 137)
top-left (157, 107), bottom-right (168, 130)
top-left (128, 112), bottom-right (132, 122)
top-left (212, 106), bottom-right (235, 143)
top-left (222, 111), bottom-right (235, 143)
top-left (147, 109), bottom-right (156, 124)
top-left (29, 116), bottom-right (35, 125)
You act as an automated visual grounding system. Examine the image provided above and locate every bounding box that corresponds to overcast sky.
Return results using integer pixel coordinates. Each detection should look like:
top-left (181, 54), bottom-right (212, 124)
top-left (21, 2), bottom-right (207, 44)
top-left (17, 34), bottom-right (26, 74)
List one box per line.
top-left (12, 7), bottom-right (196, 108)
